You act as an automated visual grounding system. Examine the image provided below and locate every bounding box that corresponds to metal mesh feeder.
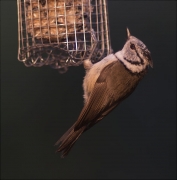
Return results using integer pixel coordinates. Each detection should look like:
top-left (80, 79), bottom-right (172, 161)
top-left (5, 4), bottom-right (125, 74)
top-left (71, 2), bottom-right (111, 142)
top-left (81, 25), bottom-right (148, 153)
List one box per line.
top-left (17, 0), bottom-right (111, 73)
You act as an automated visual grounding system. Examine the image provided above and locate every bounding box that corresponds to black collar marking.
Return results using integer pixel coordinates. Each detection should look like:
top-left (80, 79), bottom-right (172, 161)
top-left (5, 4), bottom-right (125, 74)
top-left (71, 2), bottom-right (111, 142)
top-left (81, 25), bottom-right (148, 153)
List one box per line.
top-left (113, 54), bottom-right (147, 75)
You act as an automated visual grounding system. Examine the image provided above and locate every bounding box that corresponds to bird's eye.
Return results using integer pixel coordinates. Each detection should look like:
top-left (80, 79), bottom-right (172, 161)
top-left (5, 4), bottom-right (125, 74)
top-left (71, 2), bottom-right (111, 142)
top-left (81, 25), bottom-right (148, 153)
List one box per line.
top-left (130, 44), bottom-right (135, 50)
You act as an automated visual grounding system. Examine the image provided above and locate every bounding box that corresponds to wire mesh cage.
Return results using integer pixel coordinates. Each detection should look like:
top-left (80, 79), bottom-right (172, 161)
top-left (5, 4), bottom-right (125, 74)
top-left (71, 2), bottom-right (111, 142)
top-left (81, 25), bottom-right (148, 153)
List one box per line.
top-left (17, 0), bottom-right (111, 72)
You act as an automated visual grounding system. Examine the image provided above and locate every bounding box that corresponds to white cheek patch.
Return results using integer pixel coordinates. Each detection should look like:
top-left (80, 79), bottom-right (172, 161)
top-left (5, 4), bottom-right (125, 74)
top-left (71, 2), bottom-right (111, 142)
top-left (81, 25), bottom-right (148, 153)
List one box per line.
top-left (115, 51), bottom-right (148, 73)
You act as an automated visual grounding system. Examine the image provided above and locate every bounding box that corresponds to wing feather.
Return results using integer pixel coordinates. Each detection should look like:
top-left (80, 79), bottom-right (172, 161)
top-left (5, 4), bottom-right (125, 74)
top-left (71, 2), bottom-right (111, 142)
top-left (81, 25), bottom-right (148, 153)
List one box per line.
top-left (74, 61), bottom-right (121, 130)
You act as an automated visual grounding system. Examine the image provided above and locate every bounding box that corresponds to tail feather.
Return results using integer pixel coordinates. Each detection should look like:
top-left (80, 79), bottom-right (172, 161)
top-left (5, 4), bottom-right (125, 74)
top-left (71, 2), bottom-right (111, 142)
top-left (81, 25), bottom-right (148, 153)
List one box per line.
top-left (55, 126), bottom-right (85, 158)
top-left (55, 124), bottom-right (75, 146)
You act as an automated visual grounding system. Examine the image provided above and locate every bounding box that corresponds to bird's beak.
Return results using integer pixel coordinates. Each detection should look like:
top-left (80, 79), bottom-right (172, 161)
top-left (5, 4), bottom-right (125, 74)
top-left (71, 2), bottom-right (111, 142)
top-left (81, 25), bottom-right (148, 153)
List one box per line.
top-left (126, 28), bottom-right (131, 39)
top-left (144, 49), bottom-right (153, 68)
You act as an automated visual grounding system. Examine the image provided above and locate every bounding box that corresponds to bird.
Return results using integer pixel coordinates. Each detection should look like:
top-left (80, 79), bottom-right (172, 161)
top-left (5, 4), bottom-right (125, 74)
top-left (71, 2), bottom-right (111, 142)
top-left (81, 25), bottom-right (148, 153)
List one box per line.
top-left (55, 28), bottom-right (153, 158)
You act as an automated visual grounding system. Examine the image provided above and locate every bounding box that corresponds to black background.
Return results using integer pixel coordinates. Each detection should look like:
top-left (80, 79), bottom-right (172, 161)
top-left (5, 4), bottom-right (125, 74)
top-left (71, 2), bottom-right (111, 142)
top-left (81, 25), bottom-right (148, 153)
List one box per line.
top-left (1, 0), bottom-right (176, 179)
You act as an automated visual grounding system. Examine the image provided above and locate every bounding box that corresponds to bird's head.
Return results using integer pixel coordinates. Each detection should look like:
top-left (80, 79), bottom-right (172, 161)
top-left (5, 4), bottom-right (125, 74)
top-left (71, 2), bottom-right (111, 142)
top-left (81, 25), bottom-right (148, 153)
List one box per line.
top-left (117, 28), bottom-right (153, 73)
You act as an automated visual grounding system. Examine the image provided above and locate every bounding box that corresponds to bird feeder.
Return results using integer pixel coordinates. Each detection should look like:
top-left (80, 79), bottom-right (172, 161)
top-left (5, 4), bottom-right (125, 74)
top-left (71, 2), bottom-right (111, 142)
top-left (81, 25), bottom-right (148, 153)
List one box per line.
top-left (17, 0), bottom-right (111, 72)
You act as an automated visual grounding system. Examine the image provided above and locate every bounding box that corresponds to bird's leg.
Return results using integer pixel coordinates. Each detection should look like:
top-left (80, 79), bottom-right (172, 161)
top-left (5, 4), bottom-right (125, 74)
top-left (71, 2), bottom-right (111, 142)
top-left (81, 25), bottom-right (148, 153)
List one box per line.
top-left (83, 29), bottom-right (98, 70)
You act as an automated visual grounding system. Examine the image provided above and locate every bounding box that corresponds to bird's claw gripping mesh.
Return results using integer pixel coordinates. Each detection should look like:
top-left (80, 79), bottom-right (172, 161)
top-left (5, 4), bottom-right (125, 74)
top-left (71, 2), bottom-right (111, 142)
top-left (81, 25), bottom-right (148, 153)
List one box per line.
top-left (17, 0), bottom-right (111, 73)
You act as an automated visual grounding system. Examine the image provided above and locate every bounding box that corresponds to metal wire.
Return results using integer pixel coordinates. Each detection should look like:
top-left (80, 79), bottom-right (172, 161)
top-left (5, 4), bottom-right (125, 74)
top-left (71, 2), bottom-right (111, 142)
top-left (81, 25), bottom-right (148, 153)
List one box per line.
top-left (17, 0), bottom-right (111, 72)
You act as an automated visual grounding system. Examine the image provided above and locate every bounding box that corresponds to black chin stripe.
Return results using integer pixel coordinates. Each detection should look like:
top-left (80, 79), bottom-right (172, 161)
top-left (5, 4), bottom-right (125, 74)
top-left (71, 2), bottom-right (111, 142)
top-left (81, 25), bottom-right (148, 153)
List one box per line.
top-left (124, 57), bottom-right (143, 66)
top-left (113, 54), bottom-right (146, 75)
top-left (124, 47), bottom-right (145, 66)
top-left (135, 49), bottom-right (144, 65)
top-left (113, 54), bottom-right (142, 66)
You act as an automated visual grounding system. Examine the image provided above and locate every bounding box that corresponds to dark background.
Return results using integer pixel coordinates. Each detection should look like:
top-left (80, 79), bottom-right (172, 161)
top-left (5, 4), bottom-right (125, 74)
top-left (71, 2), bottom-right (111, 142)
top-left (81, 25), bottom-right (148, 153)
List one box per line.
top-left (1, 0), bottom-right (176, 179)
